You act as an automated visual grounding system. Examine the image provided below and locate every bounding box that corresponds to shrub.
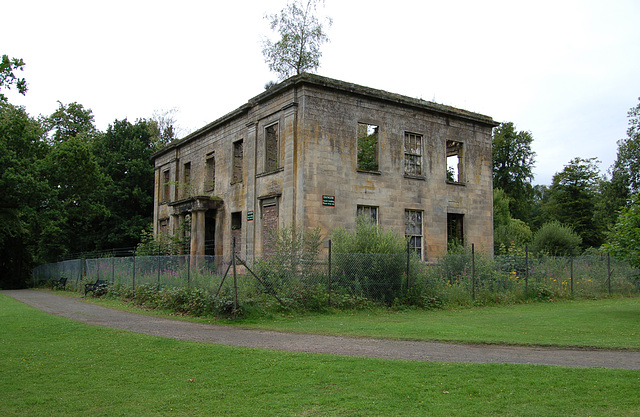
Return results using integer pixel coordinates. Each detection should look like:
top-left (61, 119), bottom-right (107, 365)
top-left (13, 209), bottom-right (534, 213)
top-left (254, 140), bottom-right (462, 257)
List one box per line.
top-left (531, 221), bottom-right (582, 256)
top-left (331, 216), bottom-right (407, 305)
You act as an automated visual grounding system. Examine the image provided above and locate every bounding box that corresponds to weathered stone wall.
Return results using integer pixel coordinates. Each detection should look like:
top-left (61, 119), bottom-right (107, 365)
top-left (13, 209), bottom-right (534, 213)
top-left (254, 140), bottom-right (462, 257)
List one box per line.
top-left (152, 74), bottom-right (496, 261)
top-left (297, 82), bottom-right (494, 259)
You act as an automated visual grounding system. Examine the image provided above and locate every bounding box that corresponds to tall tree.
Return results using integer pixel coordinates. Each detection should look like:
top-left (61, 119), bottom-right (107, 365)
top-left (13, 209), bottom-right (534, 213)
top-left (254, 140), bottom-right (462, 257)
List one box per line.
top-left (92, 119), bottom-right (158, 250)
top-left (492, 122), bottom-right (536, 223)
top-left (610, 98), bottom-right (640, 199)
top-left (38, 135), bottom-right (108, 260)
top-left (546, 157), bottom-right (603, 249)
top-left (262, 0), bottom-right (332, 79)
top-left (605, 194), bottom-right (640, 267)
top-left (45, 101), bottom-right (97, 143)
top-left (0, 55), bottom-right (27, 103)
top-left (0, 102), bottom-right (48, 287)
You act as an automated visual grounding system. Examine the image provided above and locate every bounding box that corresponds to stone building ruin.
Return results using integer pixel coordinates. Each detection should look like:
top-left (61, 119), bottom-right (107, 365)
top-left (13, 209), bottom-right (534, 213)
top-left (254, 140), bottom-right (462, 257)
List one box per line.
top-left (152, 74), bottom-right (498, 262)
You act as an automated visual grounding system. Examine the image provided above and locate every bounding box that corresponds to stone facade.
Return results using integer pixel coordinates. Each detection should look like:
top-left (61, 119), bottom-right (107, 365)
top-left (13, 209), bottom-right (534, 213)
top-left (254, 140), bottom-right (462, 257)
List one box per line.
top-left (152, 74), bottom-right (498, 262)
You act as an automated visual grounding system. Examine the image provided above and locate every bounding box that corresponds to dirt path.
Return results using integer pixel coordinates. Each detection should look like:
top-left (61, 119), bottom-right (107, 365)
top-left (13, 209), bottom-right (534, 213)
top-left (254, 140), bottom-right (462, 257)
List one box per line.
top-left (3, 290), bottom-right (640, 370)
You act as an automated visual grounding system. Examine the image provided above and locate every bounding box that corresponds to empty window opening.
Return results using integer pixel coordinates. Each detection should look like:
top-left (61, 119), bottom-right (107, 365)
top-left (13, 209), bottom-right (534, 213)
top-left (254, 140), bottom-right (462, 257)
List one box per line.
top-left (205, 154), bottom-right (215, 192)
top-left (231, 211), bottom-right (242, 254)
top-left (446, 140), bottom-right (463, 183)
top-left (265, 123), bottom-right (280, 172)
top-left (447, 213), bottom-right (464, 248)
top-left (161, 169), bottom-right (170, 202)
top-left (182, 162), bottom-right (191, 198)
top-left (405, 210), bottom-right (423, 258)
top-left (232, 140), bottom-right (243, 184)
top-left (357, 205), bottom-right (378, 225)
top-left (404, 132), bottom-right (423, 176)
top-left (357, 123), bottom-right (379, 171)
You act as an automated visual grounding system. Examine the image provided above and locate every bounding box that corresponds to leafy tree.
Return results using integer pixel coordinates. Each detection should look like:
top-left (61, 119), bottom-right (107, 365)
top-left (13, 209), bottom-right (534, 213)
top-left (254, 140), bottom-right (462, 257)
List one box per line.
top-left (546, 157), bottom-right (604, 249)
top-left (149, 108), bottom-right (181, 148)
top-left (44, 101), bottom-right (97, 143)
top-left (492, 122), bottom-right (536, 223)
top-left (0, 102), bottom-right (48, 287)
top-left (0, 55), bottom-right (27, 103)
top-left (531, 221), bottom-right (582, 256)
top-left (493, 188), bottom-right (532, 253)
top-left (605, 194), bottom-right (640, 268)
top-left (604, 98), bottom-right (640, 211)
top-left (38, 135), bottom-right (108, 260)
top-left (530, 184), bottom-right (552, 231)
top-left (92, 119), bottom-right (158, 250)
top-left (262, 0), bottom-right (332, 79)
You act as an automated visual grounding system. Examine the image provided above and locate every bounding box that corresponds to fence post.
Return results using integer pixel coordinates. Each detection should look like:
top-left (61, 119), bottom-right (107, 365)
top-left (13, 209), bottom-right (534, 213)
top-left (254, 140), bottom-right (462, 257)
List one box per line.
top-left (406, 240), bottom-right (411, 291)
top-left (471, 243), bottom-right (476, 301)
top-left (570, 257), bottom-right (574, 295)
top-left (607, 254), bottom-right (612, 295)
top-left (111, 256), bottom-right (115, 284)
top-left (157, 246), bottom-right (161, 289)
top-left (232, 237), bottom-right (238, 318)
top-left (132, 255), bottom-right (136, 291)
top-left (327, 239), bottom-right (332, 307)
top-left (187, 254), bottom-right (191, 288)
top-left (525, 245), bottom-right (529, 293)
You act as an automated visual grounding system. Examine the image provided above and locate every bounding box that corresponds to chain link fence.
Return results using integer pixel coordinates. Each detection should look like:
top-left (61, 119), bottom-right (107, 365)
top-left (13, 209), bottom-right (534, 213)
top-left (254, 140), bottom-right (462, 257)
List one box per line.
top-left (33, 246), bottom-right (639, 311)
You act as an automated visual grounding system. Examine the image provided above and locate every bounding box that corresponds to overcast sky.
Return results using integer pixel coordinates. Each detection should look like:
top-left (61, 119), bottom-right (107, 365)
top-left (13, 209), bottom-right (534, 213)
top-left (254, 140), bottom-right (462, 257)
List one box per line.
top-left (5, 0), bottom-right (640, 185)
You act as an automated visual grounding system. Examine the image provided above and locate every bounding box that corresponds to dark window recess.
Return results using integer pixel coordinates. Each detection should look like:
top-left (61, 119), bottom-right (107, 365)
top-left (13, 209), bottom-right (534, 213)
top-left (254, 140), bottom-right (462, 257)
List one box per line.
top-left (447, 213), bottom-right (464, 248)
top-left (231, 211), bottom-right (242, 254)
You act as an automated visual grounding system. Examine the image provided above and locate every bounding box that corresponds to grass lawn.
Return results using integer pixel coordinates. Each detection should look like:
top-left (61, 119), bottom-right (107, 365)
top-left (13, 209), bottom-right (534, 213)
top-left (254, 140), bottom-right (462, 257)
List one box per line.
top-left (231, 297), bottom-right (640, 350)
top-left (2, 294), bottom-right (640, 416)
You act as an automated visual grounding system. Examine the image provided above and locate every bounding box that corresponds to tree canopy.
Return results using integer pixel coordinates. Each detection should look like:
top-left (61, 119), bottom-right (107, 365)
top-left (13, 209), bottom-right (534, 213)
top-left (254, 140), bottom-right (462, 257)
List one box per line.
top-left (492, 122), bottom-right (536, 223)
top-left (262, 0), bottom-right (332, 79)
top-left (546, 157), bottom-right (604, 249)
top-left (0, 55), bottom-right (27, 103)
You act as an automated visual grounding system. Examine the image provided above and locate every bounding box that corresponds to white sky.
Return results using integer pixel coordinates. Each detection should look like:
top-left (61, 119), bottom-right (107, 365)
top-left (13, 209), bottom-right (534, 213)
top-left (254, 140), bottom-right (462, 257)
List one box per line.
top-left (4, 0), bottom-right (640, 185)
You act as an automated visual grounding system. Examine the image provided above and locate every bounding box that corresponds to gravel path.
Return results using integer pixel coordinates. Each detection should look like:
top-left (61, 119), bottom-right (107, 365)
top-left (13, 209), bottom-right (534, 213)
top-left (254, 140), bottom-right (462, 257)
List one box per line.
top-left (4, 290), bottom-right (640, 370)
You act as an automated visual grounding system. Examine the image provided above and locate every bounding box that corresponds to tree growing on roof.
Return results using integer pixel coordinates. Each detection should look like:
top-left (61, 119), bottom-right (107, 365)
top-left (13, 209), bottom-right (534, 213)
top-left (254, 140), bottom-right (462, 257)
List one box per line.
top-left (262, 0), bottom-right (332, 80)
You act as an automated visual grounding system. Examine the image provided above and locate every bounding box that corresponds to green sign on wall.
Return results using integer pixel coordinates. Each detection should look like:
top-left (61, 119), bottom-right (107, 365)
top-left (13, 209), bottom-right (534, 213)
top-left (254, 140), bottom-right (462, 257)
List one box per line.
top-left (322, 195), bottom-right (335, 207)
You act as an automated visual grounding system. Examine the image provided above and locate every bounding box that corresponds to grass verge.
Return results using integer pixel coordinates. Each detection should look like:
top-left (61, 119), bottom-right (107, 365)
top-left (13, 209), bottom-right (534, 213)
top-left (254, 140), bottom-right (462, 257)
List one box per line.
top-left (234, 297), bottom-right (640, 350)
top-left (67, 289), bottom-right (640, 350)
top-left (1, 294), bottom-right (639, 416)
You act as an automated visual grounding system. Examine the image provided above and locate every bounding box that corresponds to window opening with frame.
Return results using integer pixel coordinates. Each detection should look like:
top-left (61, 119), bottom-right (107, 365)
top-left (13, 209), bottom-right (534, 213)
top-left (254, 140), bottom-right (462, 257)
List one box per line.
top-left (161, 169), bottom-right (170, 203)
top-left (405, 209), bottom-right (423, 258)
top-left (265, 123), bottom-right (280, 172)
top-left (357, 205), bottom-right (379, 225)
top-left (446, 140), bottom-right (463, 183)
top-left (182, 162), bottom-right (191, 199)
top-left (357, 123), bottom-right (379, 171)
top-left (447, 213), bottom-right (464, 248)
top-left (205, 154), bottom-right (215, 192)
top-left (232, 140), bottom-right (243, 184)
top-left (231, 211), bottom-right (242, 254)
top-left (404, 132), bottom-right (423, 176)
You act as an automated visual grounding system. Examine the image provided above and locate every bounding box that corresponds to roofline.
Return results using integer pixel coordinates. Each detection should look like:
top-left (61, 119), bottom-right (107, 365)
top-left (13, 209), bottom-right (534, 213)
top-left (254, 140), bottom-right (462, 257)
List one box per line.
top-left (152, 73), bottom-right (499, 159)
